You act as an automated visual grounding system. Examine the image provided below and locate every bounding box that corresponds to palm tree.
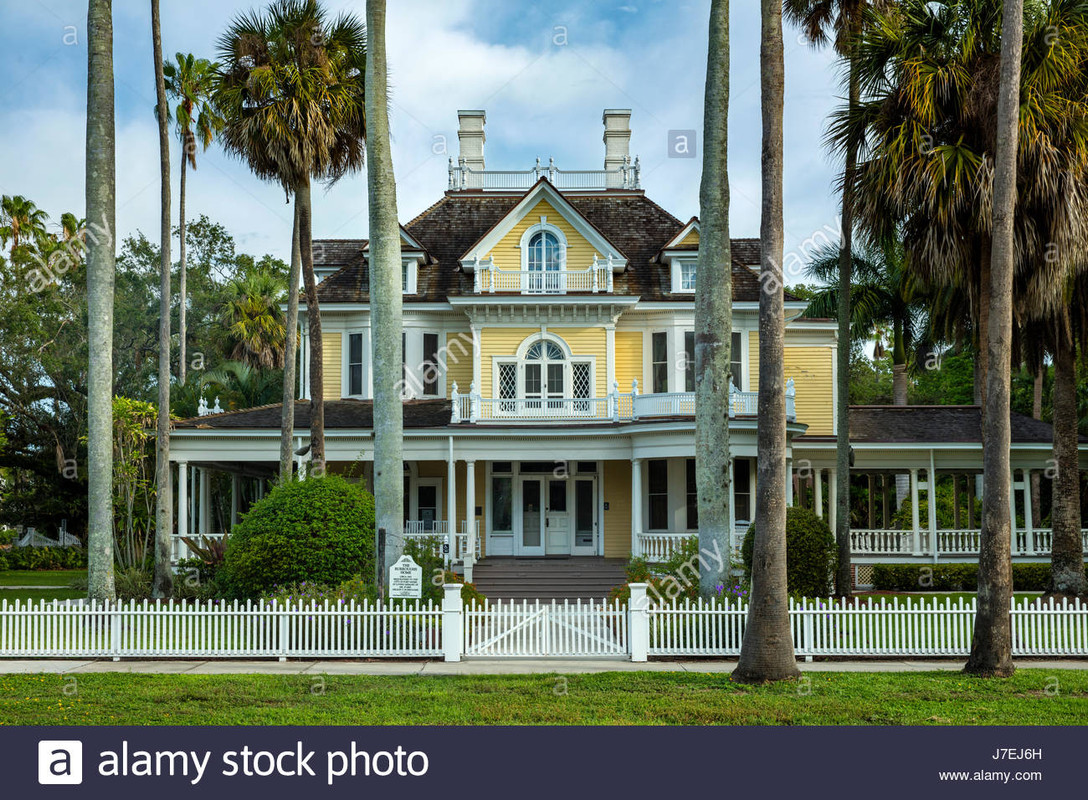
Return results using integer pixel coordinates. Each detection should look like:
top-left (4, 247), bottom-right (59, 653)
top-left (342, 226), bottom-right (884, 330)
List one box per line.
top-left (694, 0), bottom-right (732, 596)
top-left (163, 53), bottom-right (222, 386)
top-left (218, 269), bottom-right (288, 370)
top-left (966, 0), bottom-right (1023, 678)
top-left (734, 0), bottom-right (800, 684)
top-left (0, 195), bottom-right (49, 256)
top-left (151, 0), bottom-right (173, 599)
top-left (86, 0), bottom-right (116, 601)
top-left (201, 361), bottom-right (284, 410)
top-left (786, 0), bottom-right (892, 602)
top-left (803, 236), bottom-right (919, 404)
top-left (366, 0), bottom-right (403, 578)
top-left (279, 202), bottom-right (302, 482)
top-left (215, 0), bottom-right (367, 478)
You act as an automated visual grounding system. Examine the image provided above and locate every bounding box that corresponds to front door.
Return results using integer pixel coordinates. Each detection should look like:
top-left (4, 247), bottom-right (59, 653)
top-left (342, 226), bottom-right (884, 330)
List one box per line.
top-left (572, 477), bottom-right (597, 555)
top-left (545, 478), bottom-right (570, 554)
top-left (519, 478), bottom-right (545, 556)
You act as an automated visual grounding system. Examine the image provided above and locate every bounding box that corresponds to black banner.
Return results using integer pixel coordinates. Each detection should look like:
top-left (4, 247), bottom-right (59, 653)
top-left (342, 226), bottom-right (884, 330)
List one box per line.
top-left (6, 725), bottom-right (1081, 799)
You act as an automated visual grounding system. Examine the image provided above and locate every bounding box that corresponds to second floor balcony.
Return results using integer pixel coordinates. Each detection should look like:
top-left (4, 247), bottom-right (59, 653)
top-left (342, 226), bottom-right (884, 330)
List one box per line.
top-left (451, 379), bottom-right (797, 424)
top-left (470, 254), bottom-right (617, 295)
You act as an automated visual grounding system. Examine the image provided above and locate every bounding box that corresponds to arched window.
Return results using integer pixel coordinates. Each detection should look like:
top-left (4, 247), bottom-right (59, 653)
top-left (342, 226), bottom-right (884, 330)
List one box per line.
top-left (496, 334), bottom-right (593, 415)
top-left (527, 231), bottom-right (562, 293)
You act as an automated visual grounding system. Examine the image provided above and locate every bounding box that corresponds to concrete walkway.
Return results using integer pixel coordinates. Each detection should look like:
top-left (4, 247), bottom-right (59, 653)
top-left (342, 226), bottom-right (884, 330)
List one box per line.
top-left (1, 658), bottom-right (1086, 675)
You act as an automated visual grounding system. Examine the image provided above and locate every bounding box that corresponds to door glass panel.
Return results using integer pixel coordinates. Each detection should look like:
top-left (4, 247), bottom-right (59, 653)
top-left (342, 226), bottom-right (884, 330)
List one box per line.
top-left (547, 363), bottom-right (564, 397)
top-left (575, 480), bottom-right (594, 548)
top-left (418, 485), bottom-right (437, 531)
top-left (548, 480), bottom-right (567, 512)
top-left (522, 480), bottom-right (541, 548)
top-left (492, 476), bottom-right (513, 532)
top-left (525, 363), bottom-right (542, 400)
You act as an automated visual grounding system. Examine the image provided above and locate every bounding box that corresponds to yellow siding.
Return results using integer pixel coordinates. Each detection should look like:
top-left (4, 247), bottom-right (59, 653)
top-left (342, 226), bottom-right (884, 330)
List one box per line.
top-left (748, 330), bottom-right (834, 435)
top-left (488, 199), bottom-right (599, 271)
top-left (322, 333), bottom-right (342, 400)
top-left (478, 328), bottom-right (536, 397)
top-left (615, 331), bottom-right (643, 392)
top-left (445, 329), bottom-right (474, 395)
top-left (603, 460), bottom-right (632, 558)
top-left (678, 229), bottom-right (699, 247)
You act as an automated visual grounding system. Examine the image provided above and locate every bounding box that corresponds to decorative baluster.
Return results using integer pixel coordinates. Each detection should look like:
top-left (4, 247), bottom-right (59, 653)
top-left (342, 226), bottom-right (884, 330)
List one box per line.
top-left (450, 383), bottom-right (461, 423)
top-left (469, 381), bottom-right (480, 423)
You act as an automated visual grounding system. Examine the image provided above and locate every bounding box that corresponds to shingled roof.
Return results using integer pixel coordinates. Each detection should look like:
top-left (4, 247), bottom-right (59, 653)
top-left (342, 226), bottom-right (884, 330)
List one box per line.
top-left (315, 188), bottom-right (796, 304)
top-left (174, 399), bottom-right (452, 430)
top-left (841, 406), bottom-right (1070, 444)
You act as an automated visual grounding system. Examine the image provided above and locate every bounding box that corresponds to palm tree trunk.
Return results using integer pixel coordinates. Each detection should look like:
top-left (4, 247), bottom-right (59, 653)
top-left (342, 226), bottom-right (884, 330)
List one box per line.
top-left (965, 0), bottom-right (1021, 678)
top-left (297, 178), bottom-right (325, 475)
top-left (151, 0), bottom-right (173, 598)
top-left (1048, 328), bottom-right (1085, 596)
top-left (86, 0), bottom-right (116, 601)
top-left (834, 46), bottom-right (861, 599)
top-left (178, 149), bottom-right (188, 385)
top-left (366, 0), bottom-right (405, 580)
top-left (977, 237), bottom-right (992, 408)
top-left (735, 0), bottom-right (798, 684)
top-left (695, 0), bottom-right (732, 596)
top-left (279, 200), bottom-right (302, 483)
top-left (1031, 363), bottom-right (1043, 527)
top-left (892, 315), bottom-right (909, 405)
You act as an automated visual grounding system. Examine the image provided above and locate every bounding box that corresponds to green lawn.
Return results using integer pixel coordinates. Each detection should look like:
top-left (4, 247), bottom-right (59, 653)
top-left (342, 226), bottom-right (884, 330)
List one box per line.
top-left (0, 588), bottom-right (84, 603)
top-left (1, 670), bottom-right (1086, 726)
top-left (0, 570), bottom-right (86, 588)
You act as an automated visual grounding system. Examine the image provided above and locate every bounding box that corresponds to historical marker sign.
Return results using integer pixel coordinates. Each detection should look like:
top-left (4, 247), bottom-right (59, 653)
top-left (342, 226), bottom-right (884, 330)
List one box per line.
top-left (389, 555), bottom-right (423, 599)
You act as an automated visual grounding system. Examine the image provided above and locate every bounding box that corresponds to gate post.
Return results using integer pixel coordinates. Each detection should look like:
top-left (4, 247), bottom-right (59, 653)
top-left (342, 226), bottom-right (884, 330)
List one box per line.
top-left (629, 583), bottom-right (649, 662)
top-left (443, 584), bottom-right (464, 662)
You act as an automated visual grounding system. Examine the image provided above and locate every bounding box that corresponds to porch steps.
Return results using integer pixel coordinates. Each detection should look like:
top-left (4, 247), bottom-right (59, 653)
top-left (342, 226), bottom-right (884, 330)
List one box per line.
top-left (469, 557), bottom-right (628, 601)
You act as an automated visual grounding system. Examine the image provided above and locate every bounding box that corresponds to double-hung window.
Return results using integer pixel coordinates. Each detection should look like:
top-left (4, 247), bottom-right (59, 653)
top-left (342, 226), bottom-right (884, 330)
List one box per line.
top-left (348, 333), bottom-right (364, 396)
top-left (652, 332), bottom-right (669, 394)
top-left (422, 333), bottom-right (439, 396)
top-left (648, 459), bottom-right (669, 530)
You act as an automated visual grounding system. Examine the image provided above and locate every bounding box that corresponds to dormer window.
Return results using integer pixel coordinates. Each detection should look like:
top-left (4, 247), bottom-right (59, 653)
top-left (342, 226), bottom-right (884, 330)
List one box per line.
top-left (671, 259), bottom-right (697, 293)
top-left (401, 259), bottom-right (418, 294)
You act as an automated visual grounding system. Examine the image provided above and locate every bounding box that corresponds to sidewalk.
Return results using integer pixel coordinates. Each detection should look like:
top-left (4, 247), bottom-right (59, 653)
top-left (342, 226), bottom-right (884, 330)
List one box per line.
top-left (1, 658), bottom-right (1086, 675)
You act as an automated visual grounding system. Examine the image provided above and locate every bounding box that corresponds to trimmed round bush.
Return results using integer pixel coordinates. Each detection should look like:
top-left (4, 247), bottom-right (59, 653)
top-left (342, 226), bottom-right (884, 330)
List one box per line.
top-left (742, 506), bottom-right (838, 597)
top-left (219, 475), bottom-right (375, 599)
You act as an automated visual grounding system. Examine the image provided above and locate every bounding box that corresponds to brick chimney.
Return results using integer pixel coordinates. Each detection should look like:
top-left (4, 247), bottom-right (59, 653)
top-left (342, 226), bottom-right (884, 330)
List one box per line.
top-left (457, 110), bottom-right (486, 171)
top-left (602, 109), bottom-right (632, 171)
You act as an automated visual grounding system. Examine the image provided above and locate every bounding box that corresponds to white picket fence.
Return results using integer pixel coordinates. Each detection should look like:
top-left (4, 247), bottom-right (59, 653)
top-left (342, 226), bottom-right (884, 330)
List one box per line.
top-left (0, 598), bottom-right (442, 659)
top-left (2, 587), bottom-right (1087, 661)
top-left (643, 595), bottom-right (1088, 658)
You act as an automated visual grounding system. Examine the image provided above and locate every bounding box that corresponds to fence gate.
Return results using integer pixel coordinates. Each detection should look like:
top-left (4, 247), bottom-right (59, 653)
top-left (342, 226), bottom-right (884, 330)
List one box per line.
top-left (462, 599), bottom-right (628, 657)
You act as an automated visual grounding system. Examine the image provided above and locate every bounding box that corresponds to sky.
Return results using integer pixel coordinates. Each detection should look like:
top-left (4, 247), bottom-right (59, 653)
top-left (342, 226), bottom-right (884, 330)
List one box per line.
top-left (0, 0), bottom-right (844, 279)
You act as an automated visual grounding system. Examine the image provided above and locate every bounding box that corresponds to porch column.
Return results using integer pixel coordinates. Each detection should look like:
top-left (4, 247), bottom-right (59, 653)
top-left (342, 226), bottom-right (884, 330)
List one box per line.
top-left (447, 439), bottom-right (456, 538)
top-left (727, 458), bottom-right (736, 556)
top-left (605, 324), bottom-right (616, 393)
top-left (814, 468), bottom-right (824, 520)
top-left (230, 475), bottom-right (240, 530)
top-left (188, 468), bottom-right (197, 535)
top-left (471, 324), bottom-right (481, 392)
top-left (631, 458), bottom-right (643, 555)
top-left (910, 468), bottom-right (921, 555)
top-left (1023, 469), bottom-right (1035, 554)
top-left (199, 468), bottom-right (211, 535)
top-left (927, 457), bottom-right (938, 563)
top-left (828, 468), bottom-right (837, 534)
top-left (1009, 470), bottom-right (1018, 555)
top-left (177, 462), bottom-right (188, 541)
top-left (464, 460), bottom-right (476, 539)
top-left (785, 457), bottom-right (794, 506)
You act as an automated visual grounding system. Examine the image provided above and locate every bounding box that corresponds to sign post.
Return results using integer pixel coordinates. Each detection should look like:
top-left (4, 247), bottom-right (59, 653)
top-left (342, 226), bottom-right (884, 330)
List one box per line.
top-left (389, 554), bottom-right (423, 600)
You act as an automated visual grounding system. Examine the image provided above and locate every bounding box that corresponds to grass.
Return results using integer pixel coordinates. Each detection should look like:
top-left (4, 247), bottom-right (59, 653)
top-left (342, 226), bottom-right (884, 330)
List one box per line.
top-left (0, 570), bottom-right (86, 587)
top-left (0, 588), bottom-right (84, 603)
top-left (0, 669), bottom-right (1086, 726)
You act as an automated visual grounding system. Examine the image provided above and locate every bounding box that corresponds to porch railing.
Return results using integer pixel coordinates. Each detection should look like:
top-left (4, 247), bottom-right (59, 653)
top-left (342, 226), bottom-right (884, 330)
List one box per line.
top-left (403, 520), bottom-right (481, 561)
top-left (849, 527), bottom-right (1088, 557)
top-left (451, 380), bottom-right (795, 424)
top-left (472, 259), bottom-right (614, 294)
top-left (634, 525), bottom-right (749, 563)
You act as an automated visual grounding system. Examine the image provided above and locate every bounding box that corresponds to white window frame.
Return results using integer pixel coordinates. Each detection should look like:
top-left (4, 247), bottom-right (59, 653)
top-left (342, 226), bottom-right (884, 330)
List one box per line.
top-left (401, 258), bottom-right (418, 295)
top-left (491, 333), bottom-right (596, 403)
top-left (671, 258), bottom-right (697, 293)
top-left (518, 220), bottom-right (568, 294)
top-left (344, 330), bottom-right (367, 398)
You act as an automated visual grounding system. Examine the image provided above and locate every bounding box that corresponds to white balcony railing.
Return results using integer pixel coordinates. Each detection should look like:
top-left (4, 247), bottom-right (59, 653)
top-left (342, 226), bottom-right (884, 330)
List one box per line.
top-left (451, 380), bottom-right (795, 424)
top-left (471, 256), bottom-right (615, 294)
top-left (635, 525), bottom-right (749, 563)
top-left (449, 156), bottom-right (640, 192)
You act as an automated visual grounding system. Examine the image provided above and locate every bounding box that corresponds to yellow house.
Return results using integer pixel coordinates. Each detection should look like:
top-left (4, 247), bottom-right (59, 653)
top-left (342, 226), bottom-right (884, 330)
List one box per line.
top-left (170, 109), bottom-right (1075, 596)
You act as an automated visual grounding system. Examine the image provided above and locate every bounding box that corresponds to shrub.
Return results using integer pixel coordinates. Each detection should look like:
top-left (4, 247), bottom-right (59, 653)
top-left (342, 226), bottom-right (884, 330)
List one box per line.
top-left (218, 475), bottom-right (376, 599)
top-left (4, 546), bottom-right (86, 571)
top-left (0, 554), bottom-right (8, 572)
top-left (401, 538), bottom-right (486, 605)
top-left (742, 506), bottom-right (838, 597)
top-left (870, 562), bottom-right (1087, 592)
top-left (610, 536), bottom-right (746, 605)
